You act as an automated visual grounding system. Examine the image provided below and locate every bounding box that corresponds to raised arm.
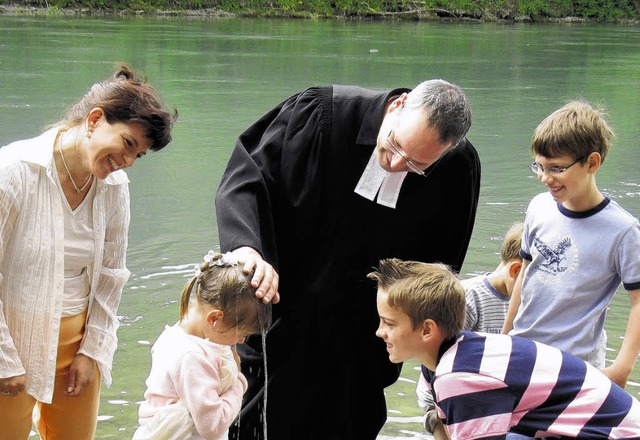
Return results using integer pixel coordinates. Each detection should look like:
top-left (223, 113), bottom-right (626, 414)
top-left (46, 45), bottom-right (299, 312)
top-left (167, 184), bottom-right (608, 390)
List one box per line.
top-left (215, 88), bottom-right (325, 305)
top-left (502, 259), bottom-right (529, 334)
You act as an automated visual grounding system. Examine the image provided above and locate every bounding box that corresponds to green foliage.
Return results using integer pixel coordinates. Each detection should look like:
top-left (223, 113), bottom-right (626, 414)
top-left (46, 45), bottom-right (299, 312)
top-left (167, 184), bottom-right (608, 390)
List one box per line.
top-left (2, 0), bottom-right (639, 19)
top-left (332, 0), bottom-right (384, 15)
top-left (571, 0), bottom-right (635, 19)
top-left (516, 0), bottom-right (573, 17)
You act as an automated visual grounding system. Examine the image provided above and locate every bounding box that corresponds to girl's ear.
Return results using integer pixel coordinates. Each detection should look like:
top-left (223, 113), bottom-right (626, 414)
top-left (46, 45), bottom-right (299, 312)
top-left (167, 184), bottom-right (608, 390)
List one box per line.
top-left (206, 309), bottom-right (224, 327)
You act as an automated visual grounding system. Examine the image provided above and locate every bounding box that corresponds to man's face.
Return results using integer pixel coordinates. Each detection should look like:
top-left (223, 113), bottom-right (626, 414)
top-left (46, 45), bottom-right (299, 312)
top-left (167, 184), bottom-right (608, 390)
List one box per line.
top-left (376, 104), bottom-right (451, 175)
top-left (375, 289), bottom-right (424, 363)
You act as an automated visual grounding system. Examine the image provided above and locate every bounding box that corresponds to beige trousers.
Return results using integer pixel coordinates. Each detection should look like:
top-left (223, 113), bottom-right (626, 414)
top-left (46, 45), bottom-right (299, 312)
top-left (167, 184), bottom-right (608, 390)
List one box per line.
top-left (0, 311), bottom-right (101, 440)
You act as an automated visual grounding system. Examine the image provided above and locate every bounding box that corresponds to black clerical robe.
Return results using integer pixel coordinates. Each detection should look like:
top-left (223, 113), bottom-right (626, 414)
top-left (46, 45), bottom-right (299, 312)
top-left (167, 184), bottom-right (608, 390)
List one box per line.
top-left (215, 85), bottom-right (481, 440)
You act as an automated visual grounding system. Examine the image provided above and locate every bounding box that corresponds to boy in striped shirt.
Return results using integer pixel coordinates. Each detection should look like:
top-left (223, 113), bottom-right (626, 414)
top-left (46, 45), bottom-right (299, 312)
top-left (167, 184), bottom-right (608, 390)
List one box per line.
top-left (416, 222), bottom-right (524, 438)
top-left (370, 259), bottom-right (640, 439)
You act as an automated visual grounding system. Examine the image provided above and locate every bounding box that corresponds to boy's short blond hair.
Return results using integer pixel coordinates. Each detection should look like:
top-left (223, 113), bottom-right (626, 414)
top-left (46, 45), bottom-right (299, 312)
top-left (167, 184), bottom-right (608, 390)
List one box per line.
top-left (368, 259), bottom-right (466, 338)
top-left (500, 222), bottom-right (524, 262)
top-left (532, 100), bottom-right (614, 163)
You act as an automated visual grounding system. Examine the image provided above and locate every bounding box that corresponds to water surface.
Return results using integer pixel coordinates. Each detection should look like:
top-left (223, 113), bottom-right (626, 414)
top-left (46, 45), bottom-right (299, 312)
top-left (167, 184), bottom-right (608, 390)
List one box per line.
top-left (1, 16), bottom-right (639, 439)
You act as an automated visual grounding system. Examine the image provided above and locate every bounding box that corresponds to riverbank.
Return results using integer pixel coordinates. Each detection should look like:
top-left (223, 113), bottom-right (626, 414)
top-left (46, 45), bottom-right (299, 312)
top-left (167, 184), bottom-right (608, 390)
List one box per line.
top-left (2, 1), bottom-right (640, 24)
top-left (0, 3), bottom-right (229, 18)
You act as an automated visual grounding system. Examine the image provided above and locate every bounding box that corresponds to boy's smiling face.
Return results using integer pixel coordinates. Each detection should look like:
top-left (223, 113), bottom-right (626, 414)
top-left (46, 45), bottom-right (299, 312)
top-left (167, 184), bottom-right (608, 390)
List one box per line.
top-left (532, 153), bottom-right (599, 212)
top-left (375, 289), bottom-right (424, 364)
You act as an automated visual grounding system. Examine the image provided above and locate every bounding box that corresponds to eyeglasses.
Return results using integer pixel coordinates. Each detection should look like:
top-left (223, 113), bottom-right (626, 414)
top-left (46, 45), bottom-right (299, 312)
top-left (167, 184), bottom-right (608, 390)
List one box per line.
top-left (386, 130), bottom-right (426, 176)
top-left (529, 156), bottom-right (586, 176)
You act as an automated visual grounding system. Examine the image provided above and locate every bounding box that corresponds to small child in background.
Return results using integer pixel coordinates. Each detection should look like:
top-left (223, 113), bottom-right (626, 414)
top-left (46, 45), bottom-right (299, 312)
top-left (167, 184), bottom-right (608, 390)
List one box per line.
top-left (416, 222), bottom-right (524, 439)
top-left (463, 222), bottom-right (523, 334)
top-left (371, 259), bottom-right (640, 440)
top-left (133, 251), bottom-right (272, 440)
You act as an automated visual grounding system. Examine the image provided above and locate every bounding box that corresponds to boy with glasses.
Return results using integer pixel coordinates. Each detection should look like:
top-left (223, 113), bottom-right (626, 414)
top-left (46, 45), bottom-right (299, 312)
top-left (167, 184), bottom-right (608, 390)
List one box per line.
top-left (370, 258), bottom-right (640, 439)
top-left (502, 100), bottom-right (640, 398)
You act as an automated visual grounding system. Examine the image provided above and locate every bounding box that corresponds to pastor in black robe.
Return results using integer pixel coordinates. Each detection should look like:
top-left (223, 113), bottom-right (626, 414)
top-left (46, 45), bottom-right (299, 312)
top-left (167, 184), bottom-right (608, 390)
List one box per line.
top-left (215, 85), bottom-right (481, 440)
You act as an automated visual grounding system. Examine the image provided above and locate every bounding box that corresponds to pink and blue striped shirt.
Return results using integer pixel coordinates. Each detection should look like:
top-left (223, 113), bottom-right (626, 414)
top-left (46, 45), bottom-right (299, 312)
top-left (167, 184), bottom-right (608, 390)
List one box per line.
top-left (422, 331), bottom-right (640, 439)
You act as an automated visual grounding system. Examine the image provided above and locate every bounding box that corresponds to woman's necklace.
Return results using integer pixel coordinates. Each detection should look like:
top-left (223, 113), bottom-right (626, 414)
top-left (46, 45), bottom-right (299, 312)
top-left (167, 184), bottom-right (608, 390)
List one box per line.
top-left (59, 130), bottom-right (93, 194)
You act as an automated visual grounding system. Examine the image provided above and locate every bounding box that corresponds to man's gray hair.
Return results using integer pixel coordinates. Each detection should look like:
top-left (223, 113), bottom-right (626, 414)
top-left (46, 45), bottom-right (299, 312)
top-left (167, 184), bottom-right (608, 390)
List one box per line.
top-left (404, 79), bottom-right (472, 149)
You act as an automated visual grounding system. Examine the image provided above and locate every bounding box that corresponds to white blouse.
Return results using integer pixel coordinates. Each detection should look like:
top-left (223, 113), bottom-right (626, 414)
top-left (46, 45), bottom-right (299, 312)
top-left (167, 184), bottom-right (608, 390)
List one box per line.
top-left (52, 160), bottom-right (96, 316)
top-left (0, 128), bottom-right (131, 403)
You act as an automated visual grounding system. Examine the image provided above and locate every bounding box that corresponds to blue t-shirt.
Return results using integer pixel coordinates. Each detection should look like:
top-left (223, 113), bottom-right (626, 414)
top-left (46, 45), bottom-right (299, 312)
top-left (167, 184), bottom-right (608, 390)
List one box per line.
top-left (512, 193), bottom-right (640, 366)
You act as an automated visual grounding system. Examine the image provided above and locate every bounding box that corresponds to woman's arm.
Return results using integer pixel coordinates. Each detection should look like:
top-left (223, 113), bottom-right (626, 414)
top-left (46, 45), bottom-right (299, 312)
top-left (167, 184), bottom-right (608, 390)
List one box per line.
top-left (79, 180), bottom-right (131, 386)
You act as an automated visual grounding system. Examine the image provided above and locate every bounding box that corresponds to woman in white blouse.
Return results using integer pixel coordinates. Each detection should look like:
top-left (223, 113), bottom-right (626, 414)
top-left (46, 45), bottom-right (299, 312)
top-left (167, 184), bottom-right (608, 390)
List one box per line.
top-left (0, 63), bottom-right (177, 439)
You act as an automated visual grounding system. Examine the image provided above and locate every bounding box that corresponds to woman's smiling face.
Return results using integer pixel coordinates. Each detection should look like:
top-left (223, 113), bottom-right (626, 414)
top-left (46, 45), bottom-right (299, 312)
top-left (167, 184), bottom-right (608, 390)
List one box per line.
top-left (85, 110), bottom-right (150, 179)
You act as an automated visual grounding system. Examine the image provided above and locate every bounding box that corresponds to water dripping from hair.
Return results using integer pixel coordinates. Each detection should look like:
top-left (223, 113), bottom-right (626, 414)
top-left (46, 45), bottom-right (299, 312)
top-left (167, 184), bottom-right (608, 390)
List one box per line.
top-left (261, 328), bottom-right (268, 440)
top-left (235, 285), bottom-right (241, 440)
top-left (233, 280), bottom-right (271, 440)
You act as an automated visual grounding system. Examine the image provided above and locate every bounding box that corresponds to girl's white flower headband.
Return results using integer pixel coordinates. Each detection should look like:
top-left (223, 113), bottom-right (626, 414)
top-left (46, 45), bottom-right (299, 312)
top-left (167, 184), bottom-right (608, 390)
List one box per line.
top-left (193, 250), bottom-right (239, 279)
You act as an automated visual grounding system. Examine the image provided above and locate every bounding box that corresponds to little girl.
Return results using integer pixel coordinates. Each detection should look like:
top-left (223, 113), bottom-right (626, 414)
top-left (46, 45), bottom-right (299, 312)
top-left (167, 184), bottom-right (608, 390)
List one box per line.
top-left (133, 251), bottom-right (272, 440)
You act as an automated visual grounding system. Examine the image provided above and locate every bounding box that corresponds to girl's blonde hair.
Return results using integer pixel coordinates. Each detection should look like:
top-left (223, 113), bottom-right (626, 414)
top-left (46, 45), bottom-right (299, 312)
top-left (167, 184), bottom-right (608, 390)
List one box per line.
top-left (180, 252), bottom-right (271, 335)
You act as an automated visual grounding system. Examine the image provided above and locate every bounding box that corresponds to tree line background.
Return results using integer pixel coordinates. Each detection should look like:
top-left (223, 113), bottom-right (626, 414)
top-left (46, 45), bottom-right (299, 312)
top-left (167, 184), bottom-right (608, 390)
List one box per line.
top-left (1, 0), bottom-right (639, 22)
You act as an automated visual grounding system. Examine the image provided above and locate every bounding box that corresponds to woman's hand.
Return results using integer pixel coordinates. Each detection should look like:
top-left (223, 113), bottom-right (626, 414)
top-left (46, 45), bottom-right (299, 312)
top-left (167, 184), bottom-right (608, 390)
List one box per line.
top-left (65, 353), bottom-right (97, 397)
top-left (0, 374), bottom-right (26, 397)
top-left (230, 247), bottom-right (280, 304)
